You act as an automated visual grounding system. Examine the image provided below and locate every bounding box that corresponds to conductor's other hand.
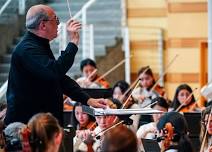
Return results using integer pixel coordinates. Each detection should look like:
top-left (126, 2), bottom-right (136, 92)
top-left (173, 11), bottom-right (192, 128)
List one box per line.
top-left (66, 19), bottom-right (81, 45)
top-left (87, 98), bottom-right (107, 109)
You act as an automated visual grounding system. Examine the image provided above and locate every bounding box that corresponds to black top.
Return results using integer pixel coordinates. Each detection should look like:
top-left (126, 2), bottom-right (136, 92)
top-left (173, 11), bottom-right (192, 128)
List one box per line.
top-left (5, 31), bottom-right (90, 125)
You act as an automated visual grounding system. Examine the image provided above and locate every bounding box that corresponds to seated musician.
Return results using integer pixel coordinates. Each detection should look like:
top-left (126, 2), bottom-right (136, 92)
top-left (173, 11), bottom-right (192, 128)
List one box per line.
top-left (74, 99), bottom-right (118, 152)
top-left (132, 66), bottom-right (166, 108)
top-left (157, 112), bottom-right (194, 152)
top-left (136, 97), bottom-right (169, 139)
top-left (170, 84), bottom-right (198, 112)
top-left (76, 58), bottom-right (110, 88)
top-left (71, 102), bottom-right (96, 131)
top-left (200, 106), bottom-right (212, 152)
top-left (112, 80), bottom-right (140, 132)
top-left (101, 125), bottom-right (138, 152)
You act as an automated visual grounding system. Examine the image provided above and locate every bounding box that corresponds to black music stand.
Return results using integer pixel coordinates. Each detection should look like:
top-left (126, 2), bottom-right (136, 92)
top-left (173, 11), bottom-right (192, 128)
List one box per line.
top-left (183, 112), bottom-right (201, 152)
top-left (141, 138), bottom-right (160, 152)
top-left (82, 88), bottom-right (112, 98)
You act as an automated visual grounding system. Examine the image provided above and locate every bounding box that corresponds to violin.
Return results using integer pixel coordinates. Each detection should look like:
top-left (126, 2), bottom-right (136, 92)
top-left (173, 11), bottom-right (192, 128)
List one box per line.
top-left (153, 84), bottom-right (165, 97)
top-left (157, 122), bottom-right (175, 152)
top-left (163, 123), bottom-right (174, 150)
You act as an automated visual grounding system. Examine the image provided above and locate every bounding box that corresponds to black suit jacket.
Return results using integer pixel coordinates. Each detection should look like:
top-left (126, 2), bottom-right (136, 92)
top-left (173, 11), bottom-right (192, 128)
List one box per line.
top-left (5, 31), bottom-right (89, 125)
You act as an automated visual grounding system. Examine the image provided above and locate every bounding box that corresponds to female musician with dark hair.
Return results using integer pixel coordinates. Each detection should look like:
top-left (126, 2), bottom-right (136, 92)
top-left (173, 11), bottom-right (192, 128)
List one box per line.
top-left (200, 106), bottom-right (212, 152)
top-left (132, 66), bottom-right (165, 108)
top-left (76, 58), bottom-right (110, 88)
top-left (171, 84), bottom-right (197, 112)
top-left (137, 97), bottom-right (169, 139)
top-left (112, 80), bottom-right (140, 132)
top-left (71, 102), bottom-right (96, 131)
top-left (157, 112), bottom-right (194, 152)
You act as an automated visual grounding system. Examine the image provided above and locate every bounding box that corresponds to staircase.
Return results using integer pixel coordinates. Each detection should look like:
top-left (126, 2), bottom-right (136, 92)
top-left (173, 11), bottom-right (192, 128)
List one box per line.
top-left (48, 0), bottom-right (122, 78)
top-left (0, 0), bottom-right (123, 88)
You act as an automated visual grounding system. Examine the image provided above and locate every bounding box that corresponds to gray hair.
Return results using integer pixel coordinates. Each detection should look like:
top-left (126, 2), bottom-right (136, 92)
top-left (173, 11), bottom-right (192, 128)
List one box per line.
top-left (26, 9), bottom-right (49, 30)
top-left (4, 122), bottom-right (26, 138)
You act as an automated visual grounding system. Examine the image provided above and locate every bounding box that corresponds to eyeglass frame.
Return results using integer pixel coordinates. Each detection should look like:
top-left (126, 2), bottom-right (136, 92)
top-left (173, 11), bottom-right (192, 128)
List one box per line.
top-left (42, 16), bottom-right (60, 25)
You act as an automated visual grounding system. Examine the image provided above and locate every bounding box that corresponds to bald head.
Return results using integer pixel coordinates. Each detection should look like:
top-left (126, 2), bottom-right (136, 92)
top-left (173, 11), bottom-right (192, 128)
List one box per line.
top-left (26, 5), bottom-right (54, 30)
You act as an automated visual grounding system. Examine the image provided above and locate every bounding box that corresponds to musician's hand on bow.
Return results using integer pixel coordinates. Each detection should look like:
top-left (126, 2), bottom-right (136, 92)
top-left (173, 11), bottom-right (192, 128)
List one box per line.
top-left (76, 129), bottom-right (95, 141)
top-left (87, 98), bottom-right (107, 109)
top-left (139, 95), bottom-right (146, 103)
top-left (66, 19), bottom-right (81, 45)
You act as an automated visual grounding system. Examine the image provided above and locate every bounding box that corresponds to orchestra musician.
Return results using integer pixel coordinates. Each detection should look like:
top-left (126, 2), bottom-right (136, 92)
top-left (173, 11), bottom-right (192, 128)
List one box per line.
top-left (71, 102), bottom-right (96, 131)
top-left (112, 80), bottom-right (140, 132)
top-left (170, 84), bottom-right (198, 112)
top-left (132, 66), bottom-right (165, 108)
top-left (136, 97), bottom-right (169, 140)
top-left (73, 99), bottom-right (118, 152)
top-left (200, 106), bottom-right (212, 152)
top-left (76, 58), bottom-right (110, 88)
top-left (157, 112), bottom-right (194, 152)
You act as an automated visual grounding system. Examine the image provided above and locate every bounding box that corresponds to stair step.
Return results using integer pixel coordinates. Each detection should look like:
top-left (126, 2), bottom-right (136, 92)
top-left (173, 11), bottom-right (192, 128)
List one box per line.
top-left (0, 73), bottom-right (9, 82)
top-left (0, 54), bottom-right (12, 63)
top-left (0, 64), bottom-right (10, 73)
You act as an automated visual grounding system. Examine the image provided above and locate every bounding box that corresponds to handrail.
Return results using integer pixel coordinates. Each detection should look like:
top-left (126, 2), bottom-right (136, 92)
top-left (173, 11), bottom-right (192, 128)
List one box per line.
top-left (72, 0), bottom-right (96, 20)
top-left (0, 81), bottom-right (8, 101)
top-left (0, 0), bottom-right (12, 16)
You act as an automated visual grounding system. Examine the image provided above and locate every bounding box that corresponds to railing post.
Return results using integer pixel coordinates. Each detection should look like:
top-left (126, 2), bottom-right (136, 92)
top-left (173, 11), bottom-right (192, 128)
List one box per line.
top-left (58, 23), bottom-right (67, 54)
top-left (122, 27), bottom-right (131, 83)
top-left (82, 8), bottom-right (87, 59)
top-left (89, 24), bottom-right (94, 60)
top-left (158, 29), bottom-right (164, 86)
top-left (19, 0), bottom-right (25, 15)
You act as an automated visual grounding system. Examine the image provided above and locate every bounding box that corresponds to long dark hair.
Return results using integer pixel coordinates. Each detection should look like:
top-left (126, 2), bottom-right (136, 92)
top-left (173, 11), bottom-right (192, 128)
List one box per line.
top-left (200, 106), bottom-right (212, 150)
top-left (137, 66), bottom-right (156, 89)
top-left (71, 102), bottom-right (95, 130)
top-left (112, 80), bottom-right (130, 95)
top-left (157, 112), bottom-right (194, 152)
top-left (171, 84), bottom-right (195, 110)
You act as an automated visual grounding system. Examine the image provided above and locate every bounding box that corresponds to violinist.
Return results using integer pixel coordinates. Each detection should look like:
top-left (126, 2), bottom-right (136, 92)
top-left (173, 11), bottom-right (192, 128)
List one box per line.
top-left (112, 80), bottom-right (140, 132)
top-left (76, 58), bottom-right (110, 88)
top-left (200, 106), bottom-right (212, 152)
top-left (170, 84), bottom-right (197, 112)
top-left (157, 112), bottom-right (194, 152)
top-left (132, 66), bottom-right (165, 108)
top-left (136, 97), bottom-right (169, 140)
top-left (74, 99), bottom-right (118, 152)
top-left (71, 102), bottom-right (96, 131)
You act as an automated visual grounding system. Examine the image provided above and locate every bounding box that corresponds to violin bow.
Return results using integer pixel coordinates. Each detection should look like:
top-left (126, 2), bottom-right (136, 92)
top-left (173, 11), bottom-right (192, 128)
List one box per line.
top-left (200, 106), bottom-right (212, 152)
top-left (94, 55), bottom-right (133, 83)
top-left (150, 54), bottom-right (179, 93)
top-left (175, 87), bottom-right (198, 112)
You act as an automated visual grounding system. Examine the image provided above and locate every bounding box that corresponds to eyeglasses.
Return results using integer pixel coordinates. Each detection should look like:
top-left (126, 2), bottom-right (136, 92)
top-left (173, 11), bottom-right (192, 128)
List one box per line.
top-left (43, 16), bottom-right (60, 25)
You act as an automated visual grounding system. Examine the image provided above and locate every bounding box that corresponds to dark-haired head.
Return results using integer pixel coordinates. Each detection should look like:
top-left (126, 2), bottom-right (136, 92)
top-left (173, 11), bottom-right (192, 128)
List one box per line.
top-left (112, 80), bottom-right (130, 101)
top-left (71, 102), bottom-right (95, 130)
top-left (157, 112), bottom-right (194, 152)
top-left (137, 66), bottom-right (155, 89)
top-left (171, 84), bottom-right (195, 110)
top-left (80, 58), bottom-right (97, 71)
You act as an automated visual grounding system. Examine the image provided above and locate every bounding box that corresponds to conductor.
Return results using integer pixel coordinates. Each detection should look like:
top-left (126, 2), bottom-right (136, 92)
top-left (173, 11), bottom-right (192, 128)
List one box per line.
top-left (4, 4), bottom-right (106, 126)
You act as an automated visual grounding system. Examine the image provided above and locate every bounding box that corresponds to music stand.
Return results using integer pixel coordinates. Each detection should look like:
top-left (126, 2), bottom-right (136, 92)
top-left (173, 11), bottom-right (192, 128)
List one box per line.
top-left (183, 112), bottom-right (201, 137)
top-left (82, 88), bottom-right (112, 98)
top-left (141, 138), bottom-right (160, 152)
top-left (183, 112), bottom-right (201, 152)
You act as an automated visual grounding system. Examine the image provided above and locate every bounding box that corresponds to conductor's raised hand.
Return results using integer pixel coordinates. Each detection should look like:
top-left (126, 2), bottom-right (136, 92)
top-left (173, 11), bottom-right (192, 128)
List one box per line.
top-left (66, 19), bottom-right (81, 45)
top-left (87, 98), bottom-right (107, 109)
